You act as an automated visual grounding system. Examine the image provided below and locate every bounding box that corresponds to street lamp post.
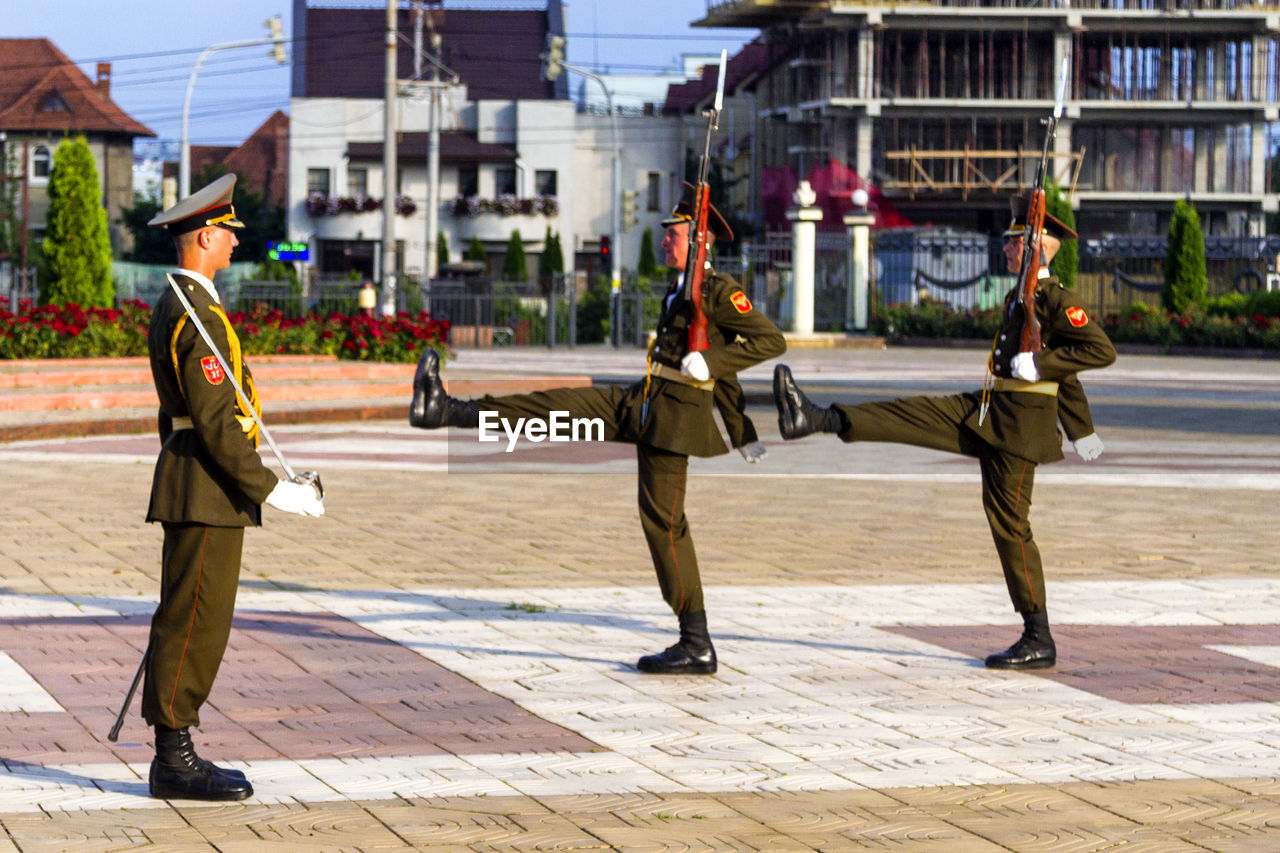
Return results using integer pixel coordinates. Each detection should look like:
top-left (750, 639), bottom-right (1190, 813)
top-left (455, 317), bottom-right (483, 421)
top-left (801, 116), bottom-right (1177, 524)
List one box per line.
top-left (179, 16), bottom-right (286, 199)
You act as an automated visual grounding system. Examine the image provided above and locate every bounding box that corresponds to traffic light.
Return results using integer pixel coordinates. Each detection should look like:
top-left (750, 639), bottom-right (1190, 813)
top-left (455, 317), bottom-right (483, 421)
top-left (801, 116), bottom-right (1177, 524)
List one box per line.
top-left (621, 190), bottom-right (638, 231)
top-left (599, 235), bottom-right (611, 260)
top-left (542, 35), bottom-right (566, 82)
top-left (265, 16), bottom-right (286, 64)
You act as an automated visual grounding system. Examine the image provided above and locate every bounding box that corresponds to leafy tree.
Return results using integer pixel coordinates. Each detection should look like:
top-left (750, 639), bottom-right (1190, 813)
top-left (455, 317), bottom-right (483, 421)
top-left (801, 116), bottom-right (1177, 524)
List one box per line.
top-left (1044, 177), bottom-right (1077, 289)
top-left (436, 231), bottom-right (449, 269)
top-left (637, 227), bottom-right (658, 278)
top-left (42, 136), bottom-right (113, 307)
top-left (119, 194), bottom-right (172, 263)
top-left (1162, 199), bottom-right (1207, 314)
top-left (502, 229), bottom-right (527, 281)
top-left (465, 235), bottom-right (486, 262)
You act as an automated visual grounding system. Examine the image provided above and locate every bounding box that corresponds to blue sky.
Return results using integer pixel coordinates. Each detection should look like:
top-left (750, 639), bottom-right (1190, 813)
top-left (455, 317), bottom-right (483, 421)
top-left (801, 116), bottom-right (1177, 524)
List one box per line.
top-left (5, 1), bottom-right (756, 147)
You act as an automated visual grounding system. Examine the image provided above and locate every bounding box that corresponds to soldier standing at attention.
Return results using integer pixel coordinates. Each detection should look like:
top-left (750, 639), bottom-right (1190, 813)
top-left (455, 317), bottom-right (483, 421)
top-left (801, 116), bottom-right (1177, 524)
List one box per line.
top-left (409, 188), bottom-right (786, 674)
top-left (774, 195), bottom-right (1115, 670)
top-left (144, 175), bottom-right (325, 800)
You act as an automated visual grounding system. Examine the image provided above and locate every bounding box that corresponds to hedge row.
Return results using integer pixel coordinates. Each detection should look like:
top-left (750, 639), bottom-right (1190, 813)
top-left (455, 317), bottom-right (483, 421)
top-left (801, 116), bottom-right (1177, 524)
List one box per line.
top-left (0, 301), bottom-right (450, 361)
top-left (873, 296), bottom-right (1280, 350)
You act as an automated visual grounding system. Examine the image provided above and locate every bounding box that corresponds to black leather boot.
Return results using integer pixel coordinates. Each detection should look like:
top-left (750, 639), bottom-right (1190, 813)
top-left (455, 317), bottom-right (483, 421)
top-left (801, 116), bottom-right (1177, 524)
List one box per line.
top-left (149, 726), bottom-right (253, 801)
top-left (985, 611), bottom-right (1056, 670)
top-left (637, 611), bottom-right (717, 675)
top-left (409, 349), bottom-right (480, 428)
top-left (773, 365), bottom-right (842, 440)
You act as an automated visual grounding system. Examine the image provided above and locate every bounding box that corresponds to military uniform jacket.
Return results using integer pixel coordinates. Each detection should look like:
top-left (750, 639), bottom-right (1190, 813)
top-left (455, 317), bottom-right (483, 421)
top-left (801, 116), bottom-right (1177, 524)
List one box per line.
top-left (146, 273), bottom-right (278, 526)
top-left (963, 276), bottom-right (1116, 463)
top-left (635, 270), bottom-right (786, 458)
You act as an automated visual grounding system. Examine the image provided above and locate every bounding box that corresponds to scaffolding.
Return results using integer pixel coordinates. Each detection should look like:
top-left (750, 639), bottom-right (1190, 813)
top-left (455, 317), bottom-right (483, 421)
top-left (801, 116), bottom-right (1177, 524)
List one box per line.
top-left (881, 149), bottom-right (1085, 198)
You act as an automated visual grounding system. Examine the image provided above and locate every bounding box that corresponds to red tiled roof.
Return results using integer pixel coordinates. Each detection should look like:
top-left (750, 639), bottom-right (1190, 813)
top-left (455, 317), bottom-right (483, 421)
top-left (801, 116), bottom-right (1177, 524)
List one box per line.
top-left (347, 131), bottom-right (516, 164)
top-left (181, 111), bottom-right (290, 207)
top-left (0, 38), bottom-right (154, 136)
top-left (663, 39), bottom-right (776, 116)
top-left (222, 111), bottom-right (290, 207)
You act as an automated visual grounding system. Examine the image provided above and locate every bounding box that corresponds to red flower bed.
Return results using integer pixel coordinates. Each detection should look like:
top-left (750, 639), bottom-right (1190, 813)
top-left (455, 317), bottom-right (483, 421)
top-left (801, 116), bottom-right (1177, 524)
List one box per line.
top-left (0, 300), bottom-right (450, 362)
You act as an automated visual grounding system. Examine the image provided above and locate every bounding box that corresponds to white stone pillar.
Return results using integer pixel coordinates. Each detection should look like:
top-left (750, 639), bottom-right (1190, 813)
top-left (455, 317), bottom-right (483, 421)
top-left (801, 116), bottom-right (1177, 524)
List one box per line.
top-left (843, 188), bottom-right (874, 332)
top-left (787, 180), bottom-right (823, 335)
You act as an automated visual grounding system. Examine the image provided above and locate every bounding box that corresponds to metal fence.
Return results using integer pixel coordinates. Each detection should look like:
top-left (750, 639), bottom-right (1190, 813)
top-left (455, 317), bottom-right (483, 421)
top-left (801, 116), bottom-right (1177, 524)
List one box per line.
top-left (740, 232), bottom-right (851, 332)
top-left (0, 263), bottom-right (37, 311)
top-left (1077, 235), bottom-right (1280, 316)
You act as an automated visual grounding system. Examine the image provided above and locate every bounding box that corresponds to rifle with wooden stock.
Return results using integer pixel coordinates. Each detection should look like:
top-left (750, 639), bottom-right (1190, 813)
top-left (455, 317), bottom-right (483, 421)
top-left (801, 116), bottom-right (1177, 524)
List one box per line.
top-left (1015, 56), bottom-right (1071, 355)
top-left (683, 50), bottom-right (727, 354)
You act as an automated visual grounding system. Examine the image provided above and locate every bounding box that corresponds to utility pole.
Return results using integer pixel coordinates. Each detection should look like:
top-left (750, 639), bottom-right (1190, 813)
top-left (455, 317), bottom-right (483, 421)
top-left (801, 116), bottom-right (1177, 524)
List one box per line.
top-left (426, 31), bottom-right (443, 281)
top-left (380, 0), bottom-right (398, 316)
top-left (411, 1), bottom-right (452, 283)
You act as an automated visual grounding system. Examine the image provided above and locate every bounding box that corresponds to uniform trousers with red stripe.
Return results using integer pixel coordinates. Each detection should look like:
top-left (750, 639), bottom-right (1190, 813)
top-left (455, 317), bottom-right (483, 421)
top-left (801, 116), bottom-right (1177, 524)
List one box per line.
top-left (141, 523), bottom-right (244, 729)
top-left (834, 393), bottom-right (1046, 614)
top-left (481, 387), bottom-right (705, 616)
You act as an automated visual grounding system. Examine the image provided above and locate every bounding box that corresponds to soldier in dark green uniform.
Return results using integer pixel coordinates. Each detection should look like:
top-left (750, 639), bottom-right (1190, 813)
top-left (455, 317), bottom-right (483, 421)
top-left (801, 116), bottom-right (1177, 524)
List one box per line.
top-left (774, 195), bottom-right (1115, 670)
top-left (143, 175), bottom-right (325, 800)
top-left (410, 189), bottom-right (786, 674)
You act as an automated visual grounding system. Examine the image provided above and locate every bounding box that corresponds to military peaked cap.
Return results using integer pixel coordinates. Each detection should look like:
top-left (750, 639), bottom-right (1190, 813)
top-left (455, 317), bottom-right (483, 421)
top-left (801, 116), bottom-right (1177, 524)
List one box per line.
top-left (1003, 193), bottom-right (1077, 241)
top-left (148, 174), bottom-right (245, 235)
top-left (662, 182), bottom-right (734, 242)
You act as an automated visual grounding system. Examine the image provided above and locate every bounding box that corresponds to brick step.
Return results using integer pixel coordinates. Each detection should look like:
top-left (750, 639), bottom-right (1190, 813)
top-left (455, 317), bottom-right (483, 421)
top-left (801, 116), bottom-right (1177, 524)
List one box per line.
top-left (0, 361), bottom-right (419, 389)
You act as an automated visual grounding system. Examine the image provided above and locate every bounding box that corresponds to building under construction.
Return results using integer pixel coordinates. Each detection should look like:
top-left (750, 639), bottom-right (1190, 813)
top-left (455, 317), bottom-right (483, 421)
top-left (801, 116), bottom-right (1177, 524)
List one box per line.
top-left (697, 0), bottom-right (1280, 237)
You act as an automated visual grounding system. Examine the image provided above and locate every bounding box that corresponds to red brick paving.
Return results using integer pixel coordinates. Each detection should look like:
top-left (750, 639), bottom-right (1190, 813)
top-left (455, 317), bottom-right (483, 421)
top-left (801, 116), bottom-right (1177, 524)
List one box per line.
top-left (0, 611), bottom-right (596, 766)
top-left (886, 624), bottom-right (1280, 704)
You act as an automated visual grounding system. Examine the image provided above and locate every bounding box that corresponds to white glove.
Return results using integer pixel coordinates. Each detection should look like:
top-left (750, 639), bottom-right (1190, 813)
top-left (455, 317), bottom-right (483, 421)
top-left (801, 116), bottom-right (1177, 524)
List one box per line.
top-left (1073, 433), bottom-right (1104, 462)
top-left (738, 441), bottom-right (768, 463)
top-left (1011, 352), bottom-right (1040, 381)
top-left (264, 480), bottom-right (325, 517)
top-left (680, 351), bottom-right (710, 382)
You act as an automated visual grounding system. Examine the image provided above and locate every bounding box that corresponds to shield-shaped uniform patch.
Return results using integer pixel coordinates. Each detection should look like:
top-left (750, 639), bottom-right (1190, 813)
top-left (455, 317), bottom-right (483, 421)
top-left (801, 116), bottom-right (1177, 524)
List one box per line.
top-left (730, 291), bottom-right (752, 314)
top-left (200, 356), bottom-right (225, 385)
top-left (1065, 306), bottom-right (1089, 327)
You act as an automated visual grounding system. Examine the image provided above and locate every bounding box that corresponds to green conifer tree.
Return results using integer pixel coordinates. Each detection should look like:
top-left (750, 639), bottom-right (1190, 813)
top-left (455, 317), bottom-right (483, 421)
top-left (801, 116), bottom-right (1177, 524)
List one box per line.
top-left (503, 229), bottom-right (527, 281)
top-left (637, 227), bottom-right (658, 279)
top-left (43, 137), bottom-right (113, 307)
top-left (1044, 178), bottom-right (1077, 289)
top-left (1162, 199), bottom-right (1207, 314)
top-left (436, 231), bottom-right (449, 269)
top-left (547, 231), bottom-right (565, 276)
top-left (537, 225), bottom-right (556, 287)
top-left (465, 235), bottom-right (486, 262)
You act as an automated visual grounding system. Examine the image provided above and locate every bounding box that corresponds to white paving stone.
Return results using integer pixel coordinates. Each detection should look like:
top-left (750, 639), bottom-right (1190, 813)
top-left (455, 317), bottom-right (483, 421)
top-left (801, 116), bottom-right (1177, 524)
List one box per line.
top-left (2, 578), bottom-right (1280, 812)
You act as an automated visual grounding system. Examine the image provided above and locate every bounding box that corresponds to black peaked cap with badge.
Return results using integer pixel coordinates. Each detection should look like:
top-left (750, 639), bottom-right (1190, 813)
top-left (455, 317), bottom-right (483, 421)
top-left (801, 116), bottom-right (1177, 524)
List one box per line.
top-left (148, 174), bottom-right (246, 235)
top-left (1003, 193), bottom-right (1077, 241)
top-left (662, 181), bottom-right (733, 242)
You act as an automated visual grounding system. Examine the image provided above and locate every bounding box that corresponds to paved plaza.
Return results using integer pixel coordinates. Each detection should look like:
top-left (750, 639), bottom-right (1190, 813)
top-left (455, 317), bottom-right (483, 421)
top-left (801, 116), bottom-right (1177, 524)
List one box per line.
top-left (0, 347), bottom-right (1278, 850)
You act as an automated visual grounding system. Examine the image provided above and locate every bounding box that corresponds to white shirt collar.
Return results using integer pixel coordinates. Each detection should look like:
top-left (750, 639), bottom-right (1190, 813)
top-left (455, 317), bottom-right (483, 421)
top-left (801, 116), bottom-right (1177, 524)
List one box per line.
top-left (174, 268), bottom-right (220, 304)
top-left (1037, 267), bottom-right (1052, 280)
